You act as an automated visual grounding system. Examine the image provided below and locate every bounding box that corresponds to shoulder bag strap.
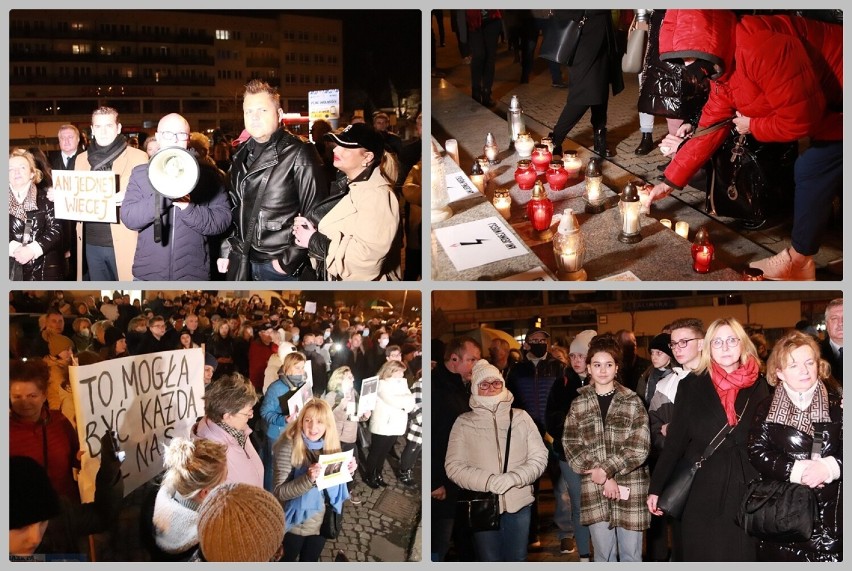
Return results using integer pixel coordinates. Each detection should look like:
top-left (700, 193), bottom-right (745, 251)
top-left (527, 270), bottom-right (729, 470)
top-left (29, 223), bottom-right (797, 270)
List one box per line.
top-left (502, 409), bottom-right (514, 474)
top-left (698, 393), bottom-right (753, 465)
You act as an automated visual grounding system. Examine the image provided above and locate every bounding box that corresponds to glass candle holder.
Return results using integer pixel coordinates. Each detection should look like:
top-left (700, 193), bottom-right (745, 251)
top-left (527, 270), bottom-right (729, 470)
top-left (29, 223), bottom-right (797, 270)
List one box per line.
top-left (540, 136), bottom-right (554, 154)
top-left (507, 95), bottom-right (526, 146)
top-left (660, 218), bottom-right (672, 229)
top-left (514, 132), bottom-right (535, 159)
top-left (691, 227), bottom-right (714, 273)
top-left (617, 181), bottom-right (643, 244)
top-left (444, 138), bottom-right (459, 165)
top-left (675, 221), bottom-right (690, 239)
top-left (531, 144), bottom-right (553, 175)
top-left (553, 208), bottom-right (587, 281)
top-left (493, 187), bottom-right (512, 220)
top-left (430, 138), bottom-right (453, 222)
top-left (526, 180), bottom-right (554, 241)
top-left (469, 160), bottom-right (486, 194)
top-left (563, 150), bottom-right (583, 178)
top-left (484, 132), bottom-right (499, 164)
top-left (546, 160), bottom-right (569, 191)
top-left (514, 159), bottom-right (537, 191)
top-left (476, 155), bottom-right (491, 179)
top-left (584, 157), bottom-right (605, 214)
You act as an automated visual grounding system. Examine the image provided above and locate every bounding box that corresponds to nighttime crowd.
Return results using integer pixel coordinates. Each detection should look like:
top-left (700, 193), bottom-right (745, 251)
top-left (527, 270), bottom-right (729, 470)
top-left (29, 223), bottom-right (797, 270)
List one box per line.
top-left (432, 299), bottom-right (843, 562)
top-left (10, 290), bottom-right (423, 561)
top-left (435, 9), bottom-right (841, 280)
top-left (10, 79), bottom-right (422, 283)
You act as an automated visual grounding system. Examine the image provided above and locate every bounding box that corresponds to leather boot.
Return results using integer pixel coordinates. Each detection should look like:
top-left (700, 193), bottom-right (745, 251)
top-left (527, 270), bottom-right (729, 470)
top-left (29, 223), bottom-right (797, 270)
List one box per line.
top-left (634, 132), bottom-right (655, 155)
top-left (376, 471), bottom-right (389, 487)
top-left (481, 90), bottom-right (495, 107)
top-left (594, 128), bottom-right (611, 158)
top-left (364, 470), bottom-right (381, 489)
top-left (398, 469), bottom-right (416, 487)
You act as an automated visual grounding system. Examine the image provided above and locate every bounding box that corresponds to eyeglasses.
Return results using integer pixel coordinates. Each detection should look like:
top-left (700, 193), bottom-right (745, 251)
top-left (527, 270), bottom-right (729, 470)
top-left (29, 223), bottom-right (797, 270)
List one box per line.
top-left (158, 131), bottom-right (190, 142)
top-left (711, 336), bottom-right (741, 349)
top-left (478, 380), bottom-right (504, 391)
top-left (233, 409), bottom-right (254, 418)
top-left (669, 338), bottom-right (701, 349)
top-left (527, 339), bottom-right (548, 345)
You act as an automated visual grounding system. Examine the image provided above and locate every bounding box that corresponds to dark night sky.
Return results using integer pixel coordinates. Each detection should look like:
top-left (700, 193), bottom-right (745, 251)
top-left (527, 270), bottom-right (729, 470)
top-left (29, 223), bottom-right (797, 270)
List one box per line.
top-left (195, 10), bottom-right (422, 111)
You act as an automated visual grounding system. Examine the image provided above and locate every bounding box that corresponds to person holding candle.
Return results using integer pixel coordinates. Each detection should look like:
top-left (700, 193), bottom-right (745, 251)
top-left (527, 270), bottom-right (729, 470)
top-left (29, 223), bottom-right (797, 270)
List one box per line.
top-left (647, 317), bottom-right (769, 561)
top-left (563, 334), bottom-right (651, 562)
top-left (647, 10), bottom-right (842, 281)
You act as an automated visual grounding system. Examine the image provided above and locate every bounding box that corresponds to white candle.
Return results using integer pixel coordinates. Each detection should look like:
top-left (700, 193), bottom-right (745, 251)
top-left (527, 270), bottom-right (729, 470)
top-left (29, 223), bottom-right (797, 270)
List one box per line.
top-left (660, 218), bottom-right (672, 229)
top-left (444, 139), bottom-right (459, 165)
top-left (675, 221), bottom-right (689, 239)
top-left (558, 251), bottom-right (579, 272)
top-left (638, 188), bottom-right (652, 215)
top-left (623, 208), bottom-right (640, 235)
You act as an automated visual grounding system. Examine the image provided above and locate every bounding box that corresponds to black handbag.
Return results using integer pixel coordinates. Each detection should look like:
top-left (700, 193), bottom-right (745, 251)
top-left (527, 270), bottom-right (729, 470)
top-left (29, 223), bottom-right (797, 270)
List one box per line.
top-left (737, 479), bottom-right (817, 542)
top-left (456, 410), bottom-right (513, 532)
top-left (539, 12), bottom-right (587, 66)
top-left (657, 394), bottom-right (750, 519)
top-left (706, 129), bottom-right (797, 230)
top-left (320, 489), bottom-right (343, 539)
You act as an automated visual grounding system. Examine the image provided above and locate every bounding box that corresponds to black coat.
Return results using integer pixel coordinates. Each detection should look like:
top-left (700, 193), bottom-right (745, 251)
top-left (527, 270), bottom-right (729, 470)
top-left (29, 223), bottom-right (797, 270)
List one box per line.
top-left (554, 10), bottom-right (624, 105)
top-left (431, 361), bottom-right (471, 517)
top-left (819, 337), bottom-right (842, 385)
top-left (545, 368), bottom-right (585, 461)
top-left (221, 128), bottom-right (328, 274)
top-left (9, 187), bottom-right (64, 281)
top-left (747, 386), bottom-right (842, 561)
top-left (649, 371), bottom-right (770, 561)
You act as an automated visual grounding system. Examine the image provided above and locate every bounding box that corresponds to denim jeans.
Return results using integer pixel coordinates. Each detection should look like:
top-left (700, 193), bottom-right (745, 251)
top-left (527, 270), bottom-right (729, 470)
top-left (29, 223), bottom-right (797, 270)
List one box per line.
top-left (251, 260), bottom-right (297, 281)
top-left (588, 521), bottom-right (643, 562)
top-left (431, 515), bottom-right (455, 561)
top-left (792, 141), bottom-right (842, 256)
top-left (473, 504), bottom-right (532, 561)
top-left (86, 244), bottom-right (117, 281)
top-left (559, 460), bottom-right (591, 556)
top-left (553, 465), bottom-right (574, 539)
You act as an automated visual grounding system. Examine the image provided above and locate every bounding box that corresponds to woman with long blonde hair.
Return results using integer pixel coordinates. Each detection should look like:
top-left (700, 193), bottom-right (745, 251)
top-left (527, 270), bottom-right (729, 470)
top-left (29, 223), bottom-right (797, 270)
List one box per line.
top-left (272, 398), bottom-right (357, 561)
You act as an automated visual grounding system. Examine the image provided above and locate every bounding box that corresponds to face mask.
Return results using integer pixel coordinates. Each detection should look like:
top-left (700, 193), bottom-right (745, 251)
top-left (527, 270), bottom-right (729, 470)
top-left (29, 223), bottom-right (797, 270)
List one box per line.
top-left (324, 331), bottom-right (331, 339)
top-left (80, 328), bottom-right (91, 337)
top-left (303, 343), bottom-right (316, 352)
top-left (378, 339), bottom-right (389, 349)
top-left (529, 343), bottom-right (547, 358)
top-left (291, 334), bottom-right (300, 343)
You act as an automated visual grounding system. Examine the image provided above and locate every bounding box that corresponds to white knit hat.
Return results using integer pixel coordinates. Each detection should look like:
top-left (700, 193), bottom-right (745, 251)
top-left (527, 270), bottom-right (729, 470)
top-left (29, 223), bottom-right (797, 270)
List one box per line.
top-left (569, 330), bottom-right (598, 356)
top-left (471, 359), bottom-right (502, 390)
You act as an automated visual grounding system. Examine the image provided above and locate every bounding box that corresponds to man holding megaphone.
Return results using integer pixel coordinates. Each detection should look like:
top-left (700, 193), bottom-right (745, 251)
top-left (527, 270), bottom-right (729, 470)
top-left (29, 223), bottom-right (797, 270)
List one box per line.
top-left (121, 113), bottom-right (232, 281)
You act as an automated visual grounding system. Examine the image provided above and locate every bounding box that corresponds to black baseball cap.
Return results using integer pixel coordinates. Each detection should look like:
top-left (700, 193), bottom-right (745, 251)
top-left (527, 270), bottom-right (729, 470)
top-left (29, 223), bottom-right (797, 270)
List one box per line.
top-left (525, 327), bottom-right (551, 342)
top-left (324, 123), bottom-right (385, 161)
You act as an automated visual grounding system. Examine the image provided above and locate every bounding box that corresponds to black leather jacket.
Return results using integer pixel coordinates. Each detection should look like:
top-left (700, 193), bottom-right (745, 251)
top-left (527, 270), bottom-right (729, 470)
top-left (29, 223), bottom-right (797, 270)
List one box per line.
top-left (9, 187), bottom-right (63, 281)
top-left (221, 128), bottom-right (328, 273)
top-left (748, 386), bottom-right (843, 561)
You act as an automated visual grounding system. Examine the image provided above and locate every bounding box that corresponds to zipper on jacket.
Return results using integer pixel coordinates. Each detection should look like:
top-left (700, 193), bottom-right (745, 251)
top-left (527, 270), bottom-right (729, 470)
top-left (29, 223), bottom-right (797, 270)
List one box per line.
top-left (491, 409), bottom-right (506, 512)
top-left (169, 206), bottom-right (176, 281)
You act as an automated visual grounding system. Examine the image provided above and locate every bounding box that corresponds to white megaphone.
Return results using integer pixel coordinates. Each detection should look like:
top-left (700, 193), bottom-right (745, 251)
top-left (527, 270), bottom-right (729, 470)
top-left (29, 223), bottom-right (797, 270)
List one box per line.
top-left (147, 147), bottom-right (200, 199)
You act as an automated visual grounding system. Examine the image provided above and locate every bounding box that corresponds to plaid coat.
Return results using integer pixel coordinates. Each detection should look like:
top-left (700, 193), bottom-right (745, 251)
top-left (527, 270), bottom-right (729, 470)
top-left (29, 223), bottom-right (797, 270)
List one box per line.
top-left (563, 383), bottom-right (651, 531)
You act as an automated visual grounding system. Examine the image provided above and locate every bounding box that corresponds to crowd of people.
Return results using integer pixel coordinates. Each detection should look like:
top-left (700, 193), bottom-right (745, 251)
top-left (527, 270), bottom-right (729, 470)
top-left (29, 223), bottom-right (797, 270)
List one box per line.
top-left (9, 290), bottom-right (423, 561)
top-left (435, 9), bottom-right (842, 280)
top-left (10, 80), bottom-right (422, 283)
top-left (432, 298), bottom-right (842, 562)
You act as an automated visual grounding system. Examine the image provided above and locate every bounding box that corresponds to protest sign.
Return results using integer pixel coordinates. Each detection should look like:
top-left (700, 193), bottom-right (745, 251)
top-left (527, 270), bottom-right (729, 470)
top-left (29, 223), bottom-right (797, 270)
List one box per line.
top-left (357, 376), bottom-right (379, 416)
top-left (52, 171), bottom-right (120, 223)
top-left (316, 448), bottom-right (354, 490)
top-left (69, 348), bottom-right (206, 502)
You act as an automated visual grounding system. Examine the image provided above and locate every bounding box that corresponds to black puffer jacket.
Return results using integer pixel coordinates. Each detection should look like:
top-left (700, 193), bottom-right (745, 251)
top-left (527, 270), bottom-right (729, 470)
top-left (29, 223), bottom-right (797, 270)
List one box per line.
top-left (221, 127), bottom-right (328, 274)
top-left (9, 187), bottom-right (63, 281)
top-left (747, 386), bottom-right (843, 562)
top-left (637, 9), bottom-right (709, 122)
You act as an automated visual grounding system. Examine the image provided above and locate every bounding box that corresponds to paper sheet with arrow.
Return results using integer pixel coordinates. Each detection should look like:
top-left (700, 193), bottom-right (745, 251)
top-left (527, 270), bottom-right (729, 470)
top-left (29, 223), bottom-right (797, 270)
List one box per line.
top-left (434, 216), bottom-right (527, 271)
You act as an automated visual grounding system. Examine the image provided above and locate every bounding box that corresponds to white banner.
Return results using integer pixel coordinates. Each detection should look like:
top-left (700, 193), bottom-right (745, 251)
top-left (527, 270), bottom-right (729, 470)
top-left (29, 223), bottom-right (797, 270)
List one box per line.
top-left (69, 348), bottom-right (206, 502)
top-left (52, 171), bottom-right (120, 223)
top-left (308, 89), bottom-right (340, 130)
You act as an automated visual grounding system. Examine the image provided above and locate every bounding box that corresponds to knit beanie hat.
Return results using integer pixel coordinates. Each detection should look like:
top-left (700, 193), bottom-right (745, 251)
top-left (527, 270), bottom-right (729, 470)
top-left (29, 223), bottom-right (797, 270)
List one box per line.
top-left (47, 334), bottom-right (74, 357)
top-left (10, 456), bottom-right (61, 529)
top-left (569, 330), bottom-right (598, 356)
top-left (649, 333), bottom-right (675, 362)
top-left (204, 352), bottom-right (219, 369)
top-left (471, 359), bottom-right (502, 390)
top-left (197, 483), bottom-right (285, 562)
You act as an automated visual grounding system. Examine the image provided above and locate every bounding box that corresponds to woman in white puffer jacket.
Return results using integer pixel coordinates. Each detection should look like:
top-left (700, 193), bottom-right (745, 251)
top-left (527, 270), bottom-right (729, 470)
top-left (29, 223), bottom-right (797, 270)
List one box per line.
top-left (445, 359), bottom-right (548, 561)
top-left (364, 360), bottom-right (415, 488)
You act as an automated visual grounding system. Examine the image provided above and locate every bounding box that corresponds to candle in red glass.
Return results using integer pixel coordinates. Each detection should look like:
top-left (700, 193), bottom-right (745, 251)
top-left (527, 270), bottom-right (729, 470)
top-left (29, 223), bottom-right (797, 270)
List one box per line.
top-left (691, 227), bottom-right (714, 273)
top-left (514, 159), bottom-right (537, 190)
top-left (526, 180), bottom-right (554, 240)
top-left (546, 160), bottom-right (569, 191)
top-left (531, 144), bottom-right (553, 175)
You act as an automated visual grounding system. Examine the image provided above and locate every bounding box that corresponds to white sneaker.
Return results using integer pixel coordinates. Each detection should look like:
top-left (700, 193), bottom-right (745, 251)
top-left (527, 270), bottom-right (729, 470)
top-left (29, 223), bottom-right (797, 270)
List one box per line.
top-left (749, 249), bottom-right (816, 280)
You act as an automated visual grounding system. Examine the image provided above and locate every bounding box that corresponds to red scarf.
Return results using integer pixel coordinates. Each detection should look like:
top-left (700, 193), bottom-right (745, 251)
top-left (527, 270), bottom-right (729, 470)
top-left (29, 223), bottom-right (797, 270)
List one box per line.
top-left (709, 356), bottom-right (759, 425)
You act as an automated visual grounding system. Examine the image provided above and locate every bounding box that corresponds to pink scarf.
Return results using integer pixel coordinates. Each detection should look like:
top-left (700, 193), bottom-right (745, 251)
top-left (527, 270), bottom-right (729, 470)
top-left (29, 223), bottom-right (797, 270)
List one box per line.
top-left (710, 356), bottom-right (759, 425)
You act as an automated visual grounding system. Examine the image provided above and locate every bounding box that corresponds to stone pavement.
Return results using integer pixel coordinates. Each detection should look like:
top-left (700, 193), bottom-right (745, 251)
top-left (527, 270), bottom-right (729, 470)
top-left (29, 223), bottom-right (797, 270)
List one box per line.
top-left (432, 13), bottom-right (842, 280)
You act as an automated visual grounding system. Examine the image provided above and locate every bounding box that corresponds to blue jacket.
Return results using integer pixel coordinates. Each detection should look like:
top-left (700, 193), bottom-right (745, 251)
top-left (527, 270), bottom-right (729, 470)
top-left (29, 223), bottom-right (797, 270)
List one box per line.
top-left (261, 379), bottom-right (291, 443)
top-left (121, 160), bottom-right (231, 280)
top-left (506, 354), bottom-right (565, 434)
